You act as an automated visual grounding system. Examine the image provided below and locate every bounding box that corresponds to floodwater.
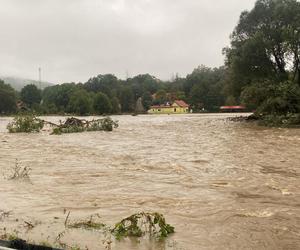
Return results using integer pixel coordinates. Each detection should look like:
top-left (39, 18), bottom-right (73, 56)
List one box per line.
top-left (0, 114), bottom-right (300, 250)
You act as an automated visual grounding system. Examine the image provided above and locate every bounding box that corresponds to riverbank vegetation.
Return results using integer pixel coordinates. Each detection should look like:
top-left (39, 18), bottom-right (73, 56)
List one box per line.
top-left (224, 0), bottom-right (300, 126)
top-left (0, 0), bottom-right (299, 126)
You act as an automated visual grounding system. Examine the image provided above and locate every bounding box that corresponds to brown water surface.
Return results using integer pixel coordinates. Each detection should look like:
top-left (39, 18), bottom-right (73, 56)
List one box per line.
top-left (0, 114), bottom-right (300, 250)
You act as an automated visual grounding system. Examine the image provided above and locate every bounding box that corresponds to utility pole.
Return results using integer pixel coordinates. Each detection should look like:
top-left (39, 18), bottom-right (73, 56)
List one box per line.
top-left (38, 67), bottom-right (42, 89)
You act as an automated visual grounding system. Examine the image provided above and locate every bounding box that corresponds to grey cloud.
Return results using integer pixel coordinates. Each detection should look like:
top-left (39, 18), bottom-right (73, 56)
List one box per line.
top-left (0, 0), bottom-right (256, 83)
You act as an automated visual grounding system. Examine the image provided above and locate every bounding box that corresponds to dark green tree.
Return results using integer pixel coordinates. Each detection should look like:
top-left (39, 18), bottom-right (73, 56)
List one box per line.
top-left (20, 84), bottom-right (41, 107)
top-left (111, 96), bottom-right (121, 114)
top-left (185, 66), bottom-right (226, 111)
top-left (154, 89), bottom-right (167, 104)
top-left (0, 80), bottom-right (17, 114)
top-left (93, 92), bottom-right (112, 114)
top-left (84, 74), bottom-right (120, 98)
top-left (225, 0), bottom-right (300, 99)
top-left (42, 83), bottom-right (77, 112)
top-left (67, 89), bottom-right (93, 115)
top-left (141, 91), bottom-right (153, 110)
top-left (119, 87), bottom-right (135, 112)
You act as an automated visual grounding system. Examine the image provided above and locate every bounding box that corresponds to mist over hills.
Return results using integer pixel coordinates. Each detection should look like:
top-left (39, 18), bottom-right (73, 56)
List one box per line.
top-left (0, 76), bottom-right (54, 91)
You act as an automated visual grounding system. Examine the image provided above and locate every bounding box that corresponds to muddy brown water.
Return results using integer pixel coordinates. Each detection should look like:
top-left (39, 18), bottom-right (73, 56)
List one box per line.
top-left (0, 114), bottom-right (300, 250)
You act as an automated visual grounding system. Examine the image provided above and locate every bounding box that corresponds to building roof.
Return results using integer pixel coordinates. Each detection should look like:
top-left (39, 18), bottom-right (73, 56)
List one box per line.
top-left (173, 100), bottom-right (189, 107)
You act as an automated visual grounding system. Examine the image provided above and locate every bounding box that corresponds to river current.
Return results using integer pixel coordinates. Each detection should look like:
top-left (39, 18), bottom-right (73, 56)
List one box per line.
top-left (0, 114), bottom-right (299, 250)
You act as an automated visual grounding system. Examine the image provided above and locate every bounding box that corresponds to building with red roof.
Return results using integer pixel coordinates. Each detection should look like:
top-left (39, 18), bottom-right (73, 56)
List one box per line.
top-left (148, 100), bottom-right (190, 114)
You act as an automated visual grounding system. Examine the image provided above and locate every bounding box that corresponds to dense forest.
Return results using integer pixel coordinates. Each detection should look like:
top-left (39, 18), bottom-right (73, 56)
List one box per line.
top-left (1, 0), bottom-right (300, 125)
top-left (0, 66), bottom-right (228, 115)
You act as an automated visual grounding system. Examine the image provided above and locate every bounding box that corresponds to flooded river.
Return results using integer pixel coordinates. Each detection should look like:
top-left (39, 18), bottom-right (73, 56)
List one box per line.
top-left (0, 114), bottom-right (300, 250)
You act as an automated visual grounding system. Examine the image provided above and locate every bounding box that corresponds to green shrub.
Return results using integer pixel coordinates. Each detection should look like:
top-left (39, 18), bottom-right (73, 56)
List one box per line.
top-left (51, 117), bottom-right (118, 135)
top-left (7, 115), bottom-right (44, 133)
top-left (259, 113), bottom-right (300, 127)
top-left (86, 117), bottom-right (118, 132)
top-left (111, 212), bottom-right (174, 240)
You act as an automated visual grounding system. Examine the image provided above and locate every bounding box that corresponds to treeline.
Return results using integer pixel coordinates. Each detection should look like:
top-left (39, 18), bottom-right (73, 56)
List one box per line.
top-left (224, 0), bottom-right (300, 125)
top-left (0, 66), bottom-right (229, 115)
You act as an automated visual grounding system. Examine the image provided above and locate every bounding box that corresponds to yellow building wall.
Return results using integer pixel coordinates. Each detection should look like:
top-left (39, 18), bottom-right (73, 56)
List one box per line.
top-left (148, 107), bottom-right (188, 114)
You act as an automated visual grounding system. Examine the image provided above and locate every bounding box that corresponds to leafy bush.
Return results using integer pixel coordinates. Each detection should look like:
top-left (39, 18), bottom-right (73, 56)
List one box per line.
top-left (87, 117), bottom-right (118, 132)
top-left (241, 80), bottom-right (300, 126)
top-left (51, 117), bottom-right (118, 134)
top-left (111, 212), bottom-right (175, 240)
top-left (259, 113), bottom-right (300, 127)
top-left (7, 115), bottom-right (44, 133)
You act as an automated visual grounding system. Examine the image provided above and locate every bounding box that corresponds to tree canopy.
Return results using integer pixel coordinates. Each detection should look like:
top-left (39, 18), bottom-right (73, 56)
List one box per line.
top-left (20, 84), bottom-right (41, 107)
top-left (0, 80), bottom-right (17, 114)
top-left (225, 0), bottom-right (300, 121)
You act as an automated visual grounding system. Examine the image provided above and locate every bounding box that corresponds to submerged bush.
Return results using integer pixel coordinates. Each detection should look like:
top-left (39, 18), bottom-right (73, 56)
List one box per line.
top-left (67, 212), bottom-right (174, 241)
top-left (87, 117), bottom-right (118, 132)
top-left (7, 115), bottom-right (44, 133)
top-left (111, 212), bottom-right (175, 240)
top-left (7, 115), bottom-right (118, 134)
top-left (8, 160), bottom-right (31, 181)
top-left (259, 113), bottom-right (300, 127)
top-left (51, 117), bottom-right (118, 135)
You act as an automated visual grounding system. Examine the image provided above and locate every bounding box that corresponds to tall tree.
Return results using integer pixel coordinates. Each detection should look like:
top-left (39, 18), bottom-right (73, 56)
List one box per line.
top-left (93, 92), bottom-right (112, 114)
top-left (119, 87), bottom-right (135, 112)
top-left (0, 80), bottom-right (17, 114)
top-left (20, 84), bottom-right (41, 107)
top-left (67, 89), bottom-right (93, 115)
top-left (185, 66), bottom-right (226, 111)
top-left (225, 0), bottom-right (300, 116)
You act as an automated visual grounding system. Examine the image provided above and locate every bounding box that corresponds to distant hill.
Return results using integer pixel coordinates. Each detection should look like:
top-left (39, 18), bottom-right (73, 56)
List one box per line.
top-left (0, 76), bottom-right (54, 91)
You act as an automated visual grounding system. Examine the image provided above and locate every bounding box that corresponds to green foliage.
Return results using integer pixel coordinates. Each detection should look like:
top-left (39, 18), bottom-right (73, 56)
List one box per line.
top-left (154, 89), bottom-right (167, 104)
top-left (7, 115), bottom-right (44, 133)
top-left (185, 66), bottom-right (226, 111)
top-left (226, 0), bottom-right (300, 84)
top-left (93, 92), bottom-right (112, 114)
top-left (51, 117), bottom-right (118, 135)
top-left (42, 83), bottom-right (77, 113)
top-left (225, 96), bottom-right (237, 106)
top-left (52, 126), bottom-right (85, 135)
top-left (67, 89), bottom-right (93, 115)
top-left (112, 212), bottom-right (175, 240)
top-left (242, 80), bottom-right (300, 115)
top-left (259, 113), bottom-right (300, 127)
top-left (225, 0), bottom-right (300, 125)
top-left (119, 87), bottom-right (135, 112)
top-left (87, 117), bottom-right (118, 132)
top-left (0, 80), bottom-right (17, 114)
top-left (111, 96), bottom-right (121, 113)
top-left (68, 214), bottom-right (106, 230)
top-left (84, 74), bottom-right (119, 97)
top-left (20, 84), bottom-right (42, 108)
top-left (141, 91), bottom-right (153, 110)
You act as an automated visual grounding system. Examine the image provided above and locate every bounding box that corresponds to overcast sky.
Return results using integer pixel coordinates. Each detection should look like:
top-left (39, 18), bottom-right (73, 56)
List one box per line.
top-left (0, 0), bottom-right (257, 83)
